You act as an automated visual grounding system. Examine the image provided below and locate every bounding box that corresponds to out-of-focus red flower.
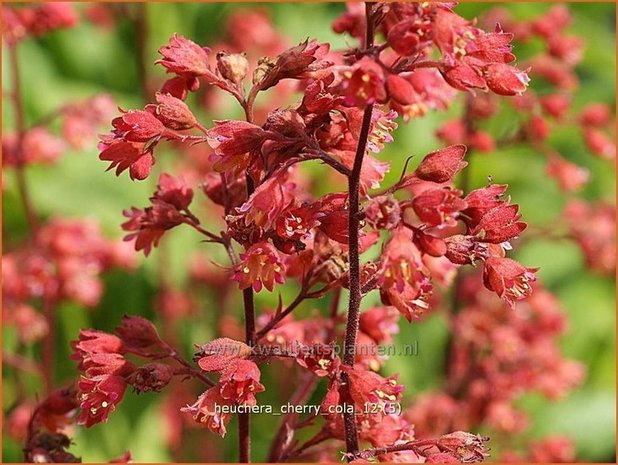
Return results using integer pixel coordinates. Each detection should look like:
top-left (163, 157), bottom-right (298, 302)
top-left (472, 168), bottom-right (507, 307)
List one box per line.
top-left (579, 103), bottom-right (612, 127)
top-left (583, 127), bottom-right (616, 160)
top-left (546, 153), bottom-right (589, 192)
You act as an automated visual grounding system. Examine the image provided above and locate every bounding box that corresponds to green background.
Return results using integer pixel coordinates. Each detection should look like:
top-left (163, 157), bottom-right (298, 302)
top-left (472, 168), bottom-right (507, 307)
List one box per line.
top-left (2, 2), bottom-right (616, 462)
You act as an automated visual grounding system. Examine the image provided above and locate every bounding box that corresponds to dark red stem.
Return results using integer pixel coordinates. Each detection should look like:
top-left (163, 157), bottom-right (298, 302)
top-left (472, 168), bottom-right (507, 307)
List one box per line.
top-left (341, 3), bottom-right (376, 458)
top-left (8, 43), bottom-right (39, 236)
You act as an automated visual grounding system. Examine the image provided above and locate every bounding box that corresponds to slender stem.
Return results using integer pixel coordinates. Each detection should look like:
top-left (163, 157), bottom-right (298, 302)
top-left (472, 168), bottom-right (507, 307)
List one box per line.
top-left (340, 4), bottom-right (376, 458)
top-left (160, 343), bottom-right (215, 387)
top-left (41, 299), bottom-right (57, 395)
top-left (267, 371), bottom-right (318, 462)
top-left (8, 43), bottom-right (39, 235)
top-left (255, 288), bottom-right (306, 341)
top-left (238, 92), bottom-right (257, 464)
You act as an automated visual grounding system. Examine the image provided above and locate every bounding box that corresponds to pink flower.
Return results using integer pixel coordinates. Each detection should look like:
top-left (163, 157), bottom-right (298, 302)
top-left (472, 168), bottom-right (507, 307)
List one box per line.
top-left (219, 360), bottom-right (265, 404)
top-left (231, 242), bottom-right (286, 292)
top-left (77, 375), bottom-right (128, 428)
top-left (182, 387), bottom-right (234, 437)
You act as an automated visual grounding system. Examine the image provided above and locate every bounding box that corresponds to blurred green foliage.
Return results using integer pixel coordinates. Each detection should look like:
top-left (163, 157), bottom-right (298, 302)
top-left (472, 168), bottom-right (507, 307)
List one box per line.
top-left (2, 3), bottom-right (615, 463)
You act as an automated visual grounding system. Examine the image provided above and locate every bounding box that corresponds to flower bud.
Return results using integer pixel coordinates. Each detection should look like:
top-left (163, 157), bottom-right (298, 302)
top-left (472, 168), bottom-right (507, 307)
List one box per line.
top-left (217, 51), bottom-right (249, 84)
top-left (115, 315), bottom-right (163, 350)
top-left (147, 93), bottom-right (197, 130)
top-left (128, 363), bottom-right (174, 393)
top-left (415, 145), bottom-right (468, 183)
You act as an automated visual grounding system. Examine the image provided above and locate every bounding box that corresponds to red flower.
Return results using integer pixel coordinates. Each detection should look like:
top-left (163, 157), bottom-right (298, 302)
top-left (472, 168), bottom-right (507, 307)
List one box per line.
top-left (181, 386), bottom-right (233, 437)
top-left (359, 306), bottom-right (400, 345)
top-left (339, 57), bottom-right (387, 107)
top-left (157, 34), bottom-right (211, 78)
top-left (461, 184), bottom-right (509, 226)
top-left (412, 187), bottom-right (467, 228)
top-left (111, 109), bottom-right (175, 143)
top-left (99, 140), bottom-right (155, 181)
top-left (483, 257), bottom-right (538, 306)
top-left (154, 173), bottom-right (194, 211)
top-left (207, 120), bottom-right (267, 171)
top-left (546, 154), bottom-right (589, 192)
top-left (295, 343), bottom-right (341, 377)
top-left (365, 195), bottom-right (401, 230)
top-left (219, 360), bottom-right (265, 405)
top-left (231, 242), bottom-right (286, 292)
top-left (71, 329), bottom-right (124, 371)
top-left (485, 63), bottom-right (530, 96)
top-left (583, 127), bottom-right (616, 160)
top-left (414, 145), bottom-right (468, 183)
top-left (77, 375), bottom-right (128, 428)
top-left (470, 203), bottom-right (527, 244)
top-left (254, 39), bottom-right (331, 91)
top-left (579, 103), bottom-right (612, 127)
top-left (121, 202), bottom-right (185, 256)
top-left (377, 228), bottom-right (433, 321)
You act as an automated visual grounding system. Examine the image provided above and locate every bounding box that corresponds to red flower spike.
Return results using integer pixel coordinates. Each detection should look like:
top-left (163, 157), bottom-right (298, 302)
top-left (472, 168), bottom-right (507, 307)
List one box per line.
top-left (231, 242), bottom-right (286, 292)
top-left (483, 257), bottom-right (538, 306)
top-left (415, 145), bottom-right (468, 183)
top-left (77, 375), bottom-right (127, 428)
top-left (485, 63), bottom-right (530, 96)
top-left (114, 315), bottom-right (163, 351)
top-left (219, 359), bottom-right (265, 405)
top-left (181, 386), bottom-right (233, 437)
top-left (146, 93), bottom-right (197, 130)
top-left (157, 34), bottom-right (211, 78)
top-left (196, 338), bottom-right (252, 372)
